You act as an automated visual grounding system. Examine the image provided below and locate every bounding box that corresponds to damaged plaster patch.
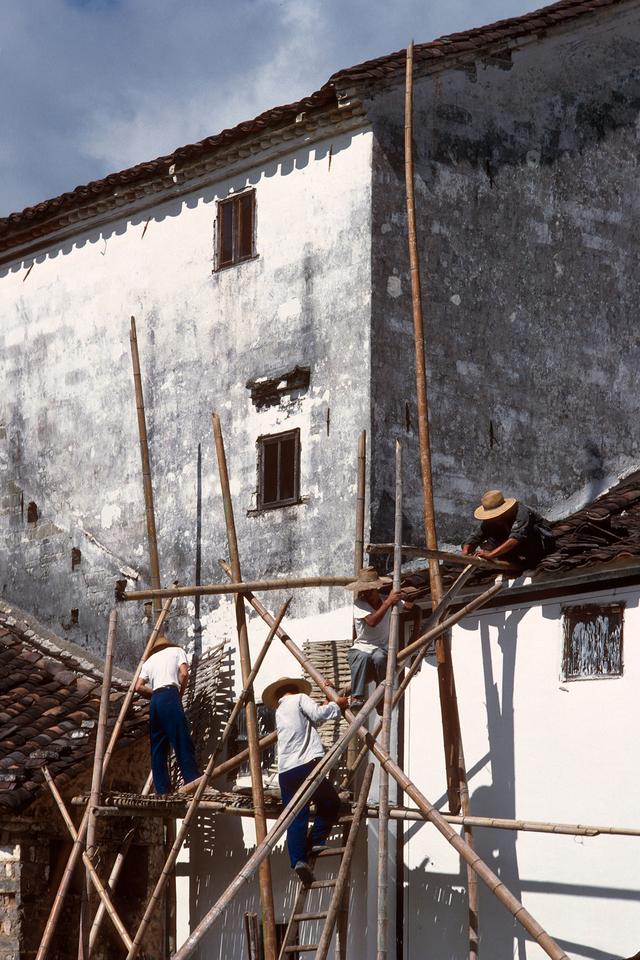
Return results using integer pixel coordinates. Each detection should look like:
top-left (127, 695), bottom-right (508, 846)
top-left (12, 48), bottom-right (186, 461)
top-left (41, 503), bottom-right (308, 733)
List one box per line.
top-left (450, 294), bottom-right (461, 306)
top-left (387, 276), bottom-right (402, 298)
top-left (101, 503), bottom-right (121, 529)
top-left (277, 298), bottom-right (301, 322)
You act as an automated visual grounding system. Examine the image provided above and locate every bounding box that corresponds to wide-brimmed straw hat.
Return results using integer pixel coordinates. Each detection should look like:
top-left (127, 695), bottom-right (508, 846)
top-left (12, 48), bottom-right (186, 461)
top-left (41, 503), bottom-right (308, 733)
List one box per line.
top-left (261, 676), bottom-right (312, 711)
top-left (346, 565), bottom-right (392, 595)
top-left (474, 489), bottom-right (518, 521)
top-left (144, 633), bottom-right (174, 661)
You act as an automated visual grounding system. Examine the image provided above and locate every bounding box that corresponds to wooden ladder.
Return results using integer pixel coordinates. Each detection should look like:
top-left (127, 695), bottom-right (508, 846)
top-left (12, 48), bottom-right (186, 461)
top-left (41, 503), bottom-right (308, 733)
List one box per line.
top-left (277, 764), bottom-right (374, 960)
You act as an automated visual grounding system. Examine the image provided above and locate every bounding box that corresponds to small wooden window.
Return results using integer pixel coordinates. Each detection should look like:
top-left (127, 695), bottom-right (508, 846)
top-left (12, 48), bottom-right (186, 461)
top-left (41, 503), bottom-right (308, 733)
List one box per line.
top-left (257, 429), bottom-right (300, 510)
top-left (562, 604), bottom-right (624, 680)
top-left (216, 190), bottom-right (255, 268)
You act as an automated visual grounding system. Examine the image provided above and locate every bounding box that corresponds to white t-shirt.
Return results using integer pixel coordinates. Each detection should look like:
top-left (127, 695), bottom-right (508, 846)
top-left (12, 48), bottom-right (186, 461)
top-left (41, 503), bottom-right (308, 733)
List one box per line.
top-left (275, 692), bottom-right (341, 773)
top-left (352, 599), bottom-right (405, 654)
top-left (139, 646), bottom-right (188, 691)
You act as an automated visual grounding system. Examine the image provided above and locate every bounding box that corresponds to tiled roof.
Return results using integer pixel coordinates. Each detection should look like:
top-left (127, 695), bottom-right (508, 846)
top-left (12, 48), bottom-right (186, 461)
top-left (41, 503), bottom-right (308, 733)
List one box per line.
top-left (0, 604), bottom-right (148, 812)
top-left (0, 0), bottom-right (630, 254)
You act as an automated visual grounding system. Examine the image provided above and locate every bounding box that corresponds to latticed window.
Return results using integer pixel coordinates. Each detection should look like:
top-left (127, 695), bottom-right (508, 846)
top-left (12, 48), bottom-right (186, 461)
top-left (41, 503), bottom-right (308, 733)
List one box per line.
top-left (257, 429), bottom-right (300, 510)
top-left (216, 190), bottom-right (255, 268)
top-left (562, 604), bottom-right (624, 680)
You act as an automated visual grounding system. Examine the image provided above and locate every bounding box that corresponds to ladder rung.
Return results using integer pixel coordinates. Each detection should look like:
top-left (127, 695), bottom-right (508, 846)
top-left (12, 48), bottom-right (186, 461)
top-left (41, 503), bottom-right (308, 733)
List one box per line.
top-left (284, 945), bottom-right (320, 954)
top-left (293, 911), bottom-right (329, 922)
top-left (309, 879), bottom-right (336, 889)
top-left (315, 846), bottom-right (346, 858)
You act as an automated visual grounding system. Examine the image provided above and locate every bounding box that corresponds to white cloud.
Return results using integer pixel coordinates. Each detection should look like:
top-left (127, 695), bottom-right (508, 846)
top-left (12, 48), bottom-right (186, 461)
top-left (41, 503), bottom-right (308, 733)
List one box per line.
top-left (1, 0), bottom-right (536, 215)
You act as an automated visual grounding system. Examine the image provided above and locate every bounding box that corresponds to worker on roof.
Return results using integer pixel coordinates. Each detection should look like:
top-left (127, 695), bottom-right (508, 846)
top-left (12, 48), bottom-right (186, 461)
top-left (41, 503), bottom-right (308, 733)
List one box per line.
top-left (135, 630), bottom-right (199, 797)
top-left (346, 566), bottom-right (410, 713)
top-left (462, 489), bottom-right (555, 568)
top-left (262, 676), bottom-right (348, 887)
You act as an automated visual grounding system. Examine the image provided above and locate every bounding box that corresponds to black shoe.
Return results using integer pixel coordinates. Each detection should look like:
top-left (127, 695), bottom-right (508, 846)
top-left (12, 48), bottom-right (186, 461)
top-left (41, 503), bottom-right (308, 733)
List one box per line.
top-left (350, 697), bottom-right (365, 712)
top-left (308, 843), bottom-right (327, 856)
top-left (294, 861), bottom-right (315, 886)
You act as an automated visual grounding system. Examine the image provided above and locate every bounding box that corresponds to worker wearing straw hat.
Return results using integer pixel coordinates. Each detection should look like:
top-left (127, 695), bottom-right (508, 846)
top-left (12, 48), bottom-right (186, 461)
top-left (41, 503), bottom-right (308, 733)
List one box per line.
top-left (462, 489), bottom-right (555, 568)
top-left (135, 631), bottom-right (199, 797)
top-left (346, 566), bottom-right (407, 713)
top-left (262, 676), bottom-right (348, 886)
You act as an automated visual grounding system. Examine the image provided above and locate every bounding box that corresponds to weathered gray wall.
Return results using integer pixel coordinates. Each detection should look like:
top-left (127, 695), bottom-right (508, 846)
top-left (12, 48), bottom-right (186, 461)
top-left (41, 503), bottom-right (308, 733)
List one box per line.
top-left (0, 125), bottom-right (373, 666)
top-left (368, 2), bottom-right (640, 548)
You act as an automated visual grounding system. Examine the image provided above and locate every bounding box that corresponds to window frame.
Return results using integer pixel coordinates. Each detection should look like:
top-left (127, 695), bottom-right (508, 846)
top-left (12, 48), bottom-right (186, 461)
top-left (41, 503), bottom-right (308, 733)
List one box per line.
top-left (215, 189), bottom-right (256, 270)
top-left (256, 428), bottom-right (301, 511)
top-left (561, 602), bottom-right (624, 682)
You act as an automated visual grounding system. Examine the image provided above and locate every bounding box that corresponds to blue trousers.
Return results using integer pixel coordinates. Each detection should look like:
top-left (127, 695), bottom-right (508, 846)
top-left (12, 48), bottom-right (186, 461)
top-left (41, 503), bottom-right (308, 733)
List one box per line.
top-left (279, 758), bottom-right (341, 867)
top-left (346, 646), bottom-right (387, 697)
top-left (149, 686), bottom-right (199, 795)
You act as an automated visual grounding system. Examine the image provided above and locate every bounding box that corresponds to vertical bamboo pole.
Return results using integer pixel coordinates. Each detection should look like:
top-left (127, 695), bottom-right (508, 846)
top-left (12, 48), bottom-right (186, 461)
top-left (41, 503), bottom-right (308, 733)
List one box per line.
top-left (404, 41), bottom-right (478, 957)
top-left (211, 413), bottom-right (277, 960)
top-left (129, 317), bottom-right (162, 617)
top-left (376, 440), bottom-right (402, 960)
top-left (35, 600), bottom-right (171, 960)
top-left (78, 609), bottom-right (117, 958)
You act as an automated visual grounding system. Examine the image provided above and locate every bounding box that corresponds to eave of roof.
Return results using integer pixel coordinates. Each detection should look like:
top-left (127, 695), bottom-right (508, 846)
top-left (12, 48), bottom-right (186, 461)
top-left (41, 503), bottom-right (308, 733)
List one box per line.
top-left (0, 0), bottom-right (633, 258)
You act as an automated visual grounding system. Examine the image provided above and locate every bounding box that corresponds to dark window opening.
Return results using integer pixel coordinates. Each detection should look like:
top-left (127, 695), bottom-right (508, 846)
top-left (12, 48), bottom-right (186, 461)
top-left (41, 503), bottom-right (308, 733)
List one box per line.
top-left (257, 429), bottom-right (300, 510)
top-left (27, 501), bottom-right (39, 523)
top-left (562, 604), bottom-right (623, 680)
top-left (217, 190), bottom-right (255, 268)
top-left (71, 609), bottom-right (79, 625)
top-left (143, 601), bottom-right (153, 621)
top-left (71, 548), bottom-right (82, 571)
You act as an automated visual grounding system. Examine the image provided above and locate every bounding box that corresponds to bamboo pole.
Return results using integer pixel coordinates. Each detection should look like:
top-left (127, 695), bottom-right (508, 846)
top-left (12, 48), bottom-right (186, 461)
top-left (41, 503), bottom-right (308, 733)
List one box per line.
top-left (173, 682), bottom-right (385, 959)
top-left (78, 609), bottom-right (117, 959)
top-left (35, 600), bottom-right (172, 960)
top-left (125, 599), bottom-right (290, 960)
top-left (43, 767), bottom-right (133, 953)
top-left (121, 575), bottom-right (352, 601)
top-left (315, 764), bottom-right (375, 960)
top-left (130, 316), bottom-right (162, 615)
top-left (367, 543), bottom-right (519, 571)
top-left (377, 439), bottom-right (402, 960)
top-left (88, 772), bottom-right (153, 952)
top-left (404, 38), bottom-right (478, 957)
top-left (211, 412), bottom-right (277, 960)
top-left (173, 633), bottom-right (569, 960)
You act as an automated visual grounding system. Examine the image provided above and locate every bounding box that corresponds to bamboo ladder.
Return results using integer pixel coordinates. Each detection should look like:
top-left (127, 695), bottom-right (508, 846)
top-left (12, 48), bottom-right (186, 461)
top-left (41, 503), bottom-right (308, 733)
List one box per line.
top-left (277, 765), bottom-right (374, 960)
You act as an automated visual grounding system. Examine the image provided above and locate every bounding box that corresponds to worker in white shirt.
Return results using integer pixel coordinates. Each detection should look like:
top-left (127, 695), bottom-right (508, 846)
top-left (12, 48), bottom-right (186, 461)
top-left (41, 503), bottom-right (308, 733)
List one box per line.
top-left (346, 566), bottom-right (409, 713)
top-left (262, 676), bottom-right (348, 886)
top-left (135, 632), bottom-right (199, 796)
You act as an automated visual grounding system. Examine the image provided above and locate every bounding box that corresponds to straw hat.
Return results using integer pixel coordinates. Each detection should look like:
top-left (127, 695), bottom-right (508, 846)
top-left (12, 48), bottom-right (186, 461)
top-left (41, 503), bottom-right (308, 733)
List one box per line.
top-left (144, 632), bottom-right (174, 661)
top-left (474, 489), bottom-right (518, 521)
top-left (346, 566), bottom-right (392, 595)
top-left (261, 676), bottom-right (312, 711)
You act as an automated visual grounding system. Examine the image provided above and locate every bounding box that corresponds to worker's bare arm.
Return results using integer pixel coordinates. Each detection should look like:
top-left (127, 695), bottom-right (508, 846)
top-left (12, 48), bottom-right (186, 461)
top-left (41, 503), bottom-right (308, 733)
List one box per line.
top-left (477, 537), bottom-right (519, 559)
top-left (364, 590), bottom-right (402, 627)
top-left (135, 678), bottom-right (153, 699)
top-left (178, 663), bottom-right (189, 698)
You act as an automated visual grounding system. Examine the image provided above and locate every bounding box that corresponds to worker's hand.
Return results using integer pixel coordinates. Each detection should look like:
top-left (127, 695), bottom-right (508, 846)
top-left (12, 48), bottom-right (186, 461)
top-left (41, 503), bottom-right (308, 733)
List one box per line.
top-left (476, 548), bottom-right (493, 559)
top-left (334, 696), bottom-right (349, 711)
top-left (387, 589), bottom-right (402, 605)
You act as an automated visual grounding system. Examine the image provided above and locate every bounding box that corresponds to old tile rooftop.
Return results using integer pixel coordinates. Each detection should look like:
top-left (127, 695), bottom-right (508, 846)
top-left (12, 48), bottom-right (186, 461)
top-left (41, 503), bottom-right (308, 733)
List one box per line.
top-left (0, 0), bottom-right (632, 253)
top-left (0, 601), bottom-right (148, 812)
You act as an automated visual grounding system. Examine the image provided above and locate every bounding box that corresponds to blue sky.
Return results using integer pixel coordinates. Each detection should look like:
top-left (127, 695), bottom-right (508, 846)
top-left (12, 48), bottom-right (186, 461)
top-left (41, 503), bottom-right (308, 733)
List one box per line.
top-left (1, 0), bottom-right (539, 216)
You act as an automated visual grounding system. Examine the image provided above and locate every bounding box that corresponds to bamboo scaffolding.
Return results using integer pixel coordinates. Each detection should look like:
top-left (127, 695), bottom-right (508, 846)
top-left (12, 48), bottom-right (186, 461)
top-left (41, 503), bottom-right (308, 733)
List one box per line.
top-left (377, 439), bottom-right (402, 960)
top-left (35, 600), bottom-right (172, 960)
top-left (121, 575), bottom-right (352, 601)
top-left (212, 412), bottom-right (278, 960)
top-left (88, 772), bottom-right (153, 952)
top-left (404, 40), bottom-right (478, 957)
top-left (124, 599), bottom-right (291, 960)
top-left (78, 609), bottom-right (117, 959)
top-left (173, 681), bottom-right (386, 959)
top-left (43, 767), bottom-right (133, 953)
top-left (174, 604), bottom-right (569, 960)
top-left (315, 764), bottom-right (375, 960)
top-left (367, 543), bottom-right (518, 572)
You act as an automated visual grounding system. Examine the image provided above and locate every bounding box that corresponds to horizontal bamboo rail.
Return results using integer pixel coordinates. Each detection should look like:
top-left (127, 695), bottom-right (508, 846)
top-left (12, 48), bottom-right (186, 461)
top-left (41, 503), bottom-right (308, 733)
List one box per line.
top-left (367, 543), bottom-right (520, 572)
top-left (121, 575), bottom-right (353, 602)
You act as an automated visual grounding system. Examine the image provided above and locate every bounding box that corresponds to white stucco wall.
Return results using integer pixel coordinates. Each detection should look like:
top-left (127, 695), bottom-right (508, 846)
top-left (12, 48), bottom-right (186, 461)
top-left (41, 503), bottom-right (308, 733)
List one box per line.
top-left (402, 581), bottom-right (640, 959)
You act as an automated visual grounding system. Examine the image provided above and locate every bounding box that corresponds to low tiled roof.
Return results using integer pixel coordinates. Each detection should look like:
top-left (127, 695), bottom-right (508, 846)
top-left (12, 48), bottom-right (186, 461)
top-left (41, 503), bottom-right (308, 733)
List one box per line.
top-left (0, 604), bottom-right (148, 812)
top-left (0, 0), bottom-right (630, 253)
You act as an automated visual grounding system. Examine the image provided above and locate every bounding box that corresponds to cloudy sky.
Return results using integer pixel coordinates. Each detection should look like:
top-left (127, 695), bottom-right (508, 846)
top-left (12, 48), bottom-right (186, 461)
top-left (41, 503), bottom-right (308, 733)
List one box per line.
top-left (2, 0), bottom-right (539, 217)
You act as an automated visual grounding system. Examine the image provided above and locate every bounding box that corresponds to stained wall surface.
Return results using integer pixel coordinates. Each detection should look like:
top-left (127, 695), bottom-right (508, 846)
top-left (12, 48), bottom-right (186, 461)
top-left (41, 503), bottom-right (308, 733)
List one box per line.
top-left (0, 127), bottom-right (373, 665)
top-left (367, 2), bottom-right (640, 547)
